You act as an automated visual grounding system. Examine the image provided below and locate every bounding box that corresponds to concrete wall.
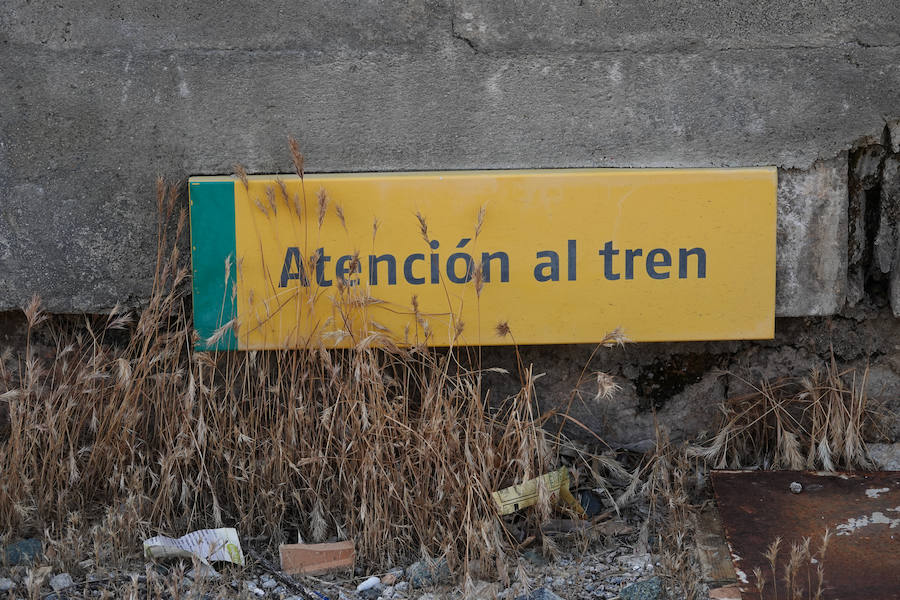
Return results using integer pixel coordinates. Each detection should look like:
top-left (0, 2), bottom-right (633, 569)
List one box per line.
top-left (2, 1), bottom-right (900, 313)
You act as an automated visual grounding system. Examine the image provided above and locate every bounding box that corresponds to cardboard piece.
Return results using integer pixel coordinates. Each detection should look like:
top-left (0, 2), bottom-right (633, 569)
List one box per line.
top-left (279, 541), bottom-right (355, 575)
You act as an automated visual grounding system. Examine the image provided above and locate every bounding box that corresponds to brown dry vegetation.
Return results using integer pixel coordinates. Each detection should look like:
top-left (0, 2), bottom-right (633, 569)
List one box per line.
top-left (687, 365), bottom-right (880, 471)
top-left (0, 143), bottom-right (886, 600)
top-left (0, 162), bottom-right (626, 585)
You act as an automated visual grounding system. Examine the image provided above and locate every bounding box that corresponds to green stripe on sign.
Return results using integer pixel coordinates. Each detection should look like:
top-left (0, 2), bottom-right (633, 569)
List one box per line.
top-left (189, 179), bottom-right (238, 351)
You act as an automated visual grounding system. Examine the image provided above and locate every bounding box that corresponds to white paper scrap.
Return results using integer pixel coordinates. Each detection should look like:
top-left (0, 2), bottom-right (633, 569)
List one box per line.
top-left (143, 528), bottom-right (245, 566)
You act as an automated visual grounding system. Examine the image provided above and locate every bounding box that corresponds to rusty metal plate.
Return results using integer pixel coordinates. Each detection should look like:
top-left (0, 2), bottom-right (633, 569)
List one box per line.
top-left (711, 470), bottom-right (900, 600)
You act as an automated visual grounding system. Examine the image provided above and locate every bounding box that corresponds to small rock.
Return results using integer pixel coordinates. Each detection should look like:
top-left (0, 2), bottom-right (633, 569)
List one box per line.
top-left (616, 554), bottom-right (652, 572)
top-left (514, 587), bottom-right (564, 600)
top-left (2, 538), bottom-right (42, 565)
top-left (405, 558), bottom-right (451, 588)
top-left (0, 578), bottom-right (15, 592)
top-left (357, 576), bottom-right (382, 592)
top-left (382, 573), bottom-right (398, 586)
top-left (260, 575), bottom-right (278, 589)
top-left (619, 576), bottom-right (663, 600)
top-left (790, 481), bottom-right (803, 494)
top-left (244, 580), bottom-right (266, 597)
top-left (49, 573), bottom-right (74, 592)
top-left (869, 443), bottom-right (900, 470)
top-left (521, 549), bottom-right (548, 568)
top-left (470, 580), bottom-right (499, 599)
top-left (382, 586), bottom-right (395, 599)
top-left (394, 582), bottom-right (410, 593)
top-left (360, 586), bottom-right (383, 600)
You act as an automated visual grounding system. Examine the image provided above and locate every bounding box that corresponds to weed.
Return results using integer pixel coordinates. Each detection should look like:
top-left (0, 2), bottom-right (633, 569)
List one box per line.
top-left (753, 530), bottom-right (831, 600)
top-left (687, 362), bottom-right (877, 471)
top-left (0, 144), bottom-right (624, 584)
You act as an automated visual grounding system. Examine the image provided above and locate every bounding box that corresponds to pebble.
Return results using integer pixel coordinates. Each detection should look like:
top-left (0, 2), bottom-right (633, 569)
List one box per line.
top-left (244, 580), bottom-right (266, 597)
top-left (406, 558), bottom-right (451, 588)
top-left (619, 576), bottom-right (663, 600)
top-left (522, 549), bottom-right (549, 568)
top-left (0, 578), bottom-right (15, 592)
top-left (394, 581), bottom-right (410, 593)
top-left (515, 587), bottom-right (565, 600)
top-left (260, 575), bottom-right (278, 589)
top-left (616, 553), bottom-right (652, 572)
top-left (50, 573), bottom-right (74, 592)
top-left (2, 538), bottom-right (42, 566)
top-left (360, 586), bottom-right (383, 600)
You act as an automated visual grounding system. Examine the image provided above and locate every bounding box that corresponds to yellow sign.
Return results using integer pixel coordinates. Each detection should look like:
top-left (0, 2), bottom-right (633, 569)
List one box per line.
top-left (189, 168), bottom-right (776, 350)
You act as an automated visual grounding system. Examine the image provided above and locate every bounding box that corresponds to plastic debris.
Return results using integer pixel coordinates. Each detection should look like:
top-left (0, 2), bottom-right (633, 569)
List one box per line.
top-left (143, 528), bottom-right (245, 566)
top-left (578, 489), bottom-right (606, 517)
top-left (279, 541), bottom-right (355, 575)
top-left (356, 576), bottom-right (381, 592)
top-left (492, 467), bottom-right (584, 516)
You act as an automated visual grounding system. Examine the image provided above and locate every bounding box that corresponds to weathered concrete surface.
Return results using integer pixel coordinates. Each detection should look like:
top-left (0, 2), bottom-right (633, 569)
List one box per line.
top-left (483, 308), bottom-right (900, 448)
top-left (1, 1), bottom-right (900, 312)
top-left (847, 144), bottom-right (888, 306)
top-left (885, 156), bottom-right (900, 315)
top-left (776, 154), bottom-right (848, 316)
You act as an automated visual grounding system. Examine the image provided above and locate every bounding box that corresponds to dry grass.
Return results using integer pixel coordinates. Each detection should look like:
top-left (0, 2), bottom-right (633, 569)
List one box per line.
top-left (753, 530), bottom-right (831, 600)
top-left (0, 152), bottom-right (625, 586)
top-left (639, 430), bottom-right (704, 600)
top-left (687, 362), bottom-right (877, 471)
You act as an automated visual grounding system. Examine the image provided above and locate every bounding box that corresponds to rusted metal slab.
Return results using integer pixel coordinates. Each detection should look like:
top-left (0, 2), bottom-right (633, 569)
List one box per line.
top-left (711, 470), bottom-right (900, 600)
